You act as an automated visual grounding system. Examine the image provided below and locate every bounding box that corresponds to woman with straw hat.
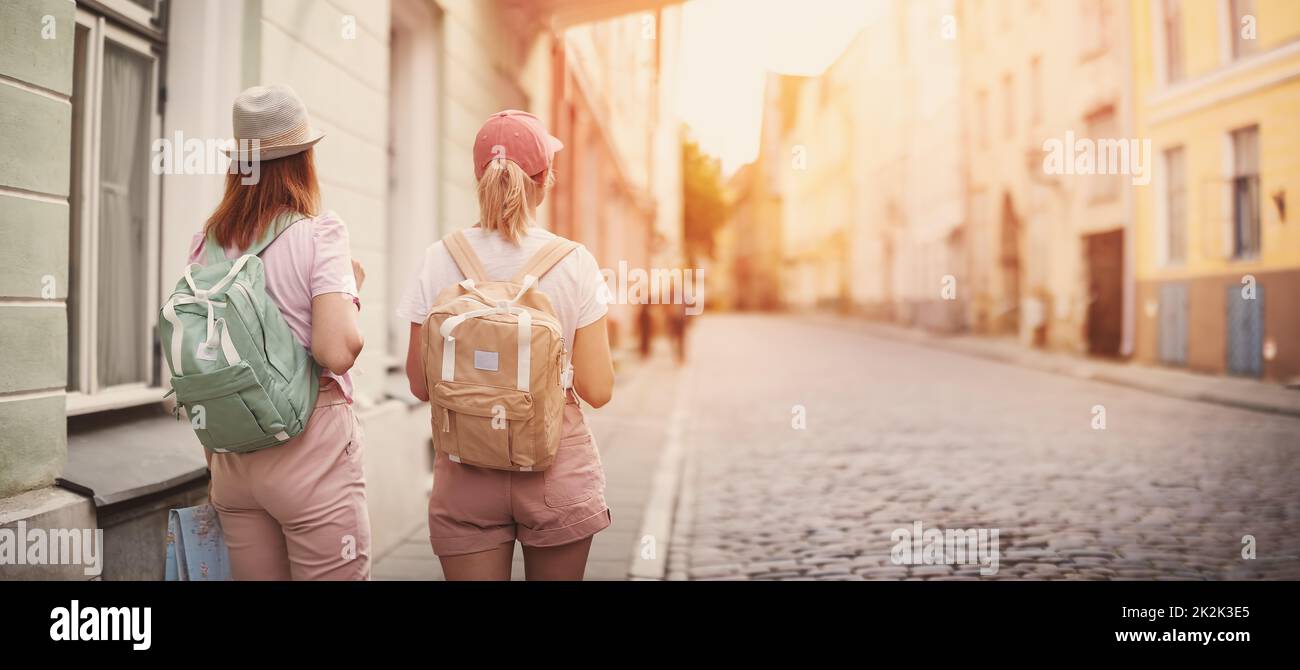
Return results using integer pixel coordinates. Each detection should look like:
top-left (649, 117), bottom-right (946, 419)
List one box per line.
top-left (186, 84), bottom-right (371, 580)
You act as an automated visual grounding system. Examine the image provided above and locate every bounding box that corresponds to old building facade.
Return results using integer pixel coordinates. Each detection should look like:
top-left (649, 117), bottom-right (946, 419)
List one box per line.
top-left (1130, 0), bottom-right (1300, 382)
top-left (957, 0), bottom-right (1137, 354)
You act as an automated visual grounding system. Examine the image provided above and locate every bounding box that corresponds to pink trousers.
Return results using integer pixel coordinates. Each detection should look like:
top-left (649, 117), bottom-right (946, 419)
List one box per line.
top-left (210, 379), bottom-right (371, 580)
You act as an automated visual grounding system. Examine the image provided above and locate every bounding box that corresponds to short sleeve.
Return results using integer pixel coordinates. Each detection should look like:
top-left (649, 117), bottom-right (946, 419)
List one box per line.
top-left (575, 245), bottom-right (610, 329)
top-left (310, 212), bottom-right (358, 299)
top-left (186, 231), bottom-right (207, 266)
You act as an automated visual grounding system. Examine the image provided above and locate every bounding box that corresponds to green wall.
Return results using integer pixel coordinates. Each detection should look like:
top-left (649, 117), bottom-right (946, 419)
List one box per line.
top-left (0, 0), bottom-right (74, 498)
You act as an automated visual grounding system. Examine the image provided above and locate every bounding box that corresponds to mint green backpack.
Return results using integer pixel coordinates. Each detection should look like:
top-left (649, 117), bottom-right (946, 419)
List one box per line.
top-left (160, 213), bottom-right (319, 453)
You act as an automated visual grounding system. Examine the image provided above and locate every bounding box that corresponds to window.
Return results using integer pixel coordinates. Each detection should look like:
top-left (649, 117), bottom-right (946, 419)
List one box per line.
top-left (1163, 147), bottom-right (1187, 264)
top-left (1085, 108), bottom-right (1122, 203)
top-left (1029, 57), bottom-right (1042, 125)
top-left (1229, 0), bottom-right (1257, 60)
top-left (1080, 0), bottom-right (1109, 56)
top-left (1230, 126), bottom-right (1260, 259)
top-left (1162, 0), bottom-right (1185, 83)
top-left (976, 88), bottom-right (989, 149)
top-left (1002, 74), bottom-right (1015, 139)
top-left (67, 4), bottom-right (164, 411)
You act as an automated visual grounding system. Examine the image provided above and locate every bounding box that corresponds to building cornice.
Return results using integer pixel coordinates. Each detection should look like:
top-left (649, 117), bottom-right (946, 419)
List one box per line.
top-left (1147, 38), bottom-right (1300, 124)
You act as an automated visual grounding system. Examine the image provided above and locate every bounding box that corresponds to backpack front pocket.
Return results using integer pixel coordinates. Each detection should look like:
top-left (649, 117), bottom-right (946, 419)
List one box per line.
top-left (432, 380), bottom-right (534, 470)
top-left (172, 361), bottom-right (288, 453)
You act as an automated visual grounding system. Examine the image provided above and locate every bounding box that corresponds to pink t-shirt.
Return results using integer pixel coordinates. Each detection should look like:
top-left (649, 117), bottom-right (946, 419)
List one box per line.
top-left (187, 211), bottom-right (359, 402)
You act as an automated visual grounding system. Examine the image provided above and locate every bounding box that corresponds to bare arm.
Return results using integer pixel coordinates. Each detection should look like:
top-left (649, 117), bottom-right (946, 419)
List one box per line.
top-left (572, 315), bottom-right (614, 408)
top-left (405, 322), bottom-right (429, 402)
top-left (311, 292), bottom-right (364, 375)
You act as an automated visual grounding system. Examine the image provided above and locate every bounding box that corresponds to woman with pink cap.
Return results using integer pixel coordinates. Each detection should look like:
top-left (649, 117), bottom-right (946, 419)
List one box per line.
top-left (398, 110), bottom-right (616, 580)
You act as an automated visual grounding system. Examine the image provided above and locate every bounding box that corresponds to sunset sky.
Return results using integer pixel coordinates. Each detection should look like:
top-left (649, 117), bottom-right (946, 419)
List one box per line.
top-left (676, 0), bottom-right (879, 175)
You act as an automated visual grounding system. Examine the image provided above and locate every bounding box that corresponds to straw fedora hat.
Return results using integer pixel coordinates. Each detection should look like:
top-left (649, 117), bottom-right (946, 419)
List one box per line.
top-left (223, 84), bottom-right (324, 162)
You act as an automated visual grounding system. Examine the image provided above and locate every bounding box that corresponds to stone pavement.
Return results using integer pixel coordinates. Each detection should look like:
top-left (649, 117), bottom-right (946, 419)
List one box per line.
top-left (667, 313), bottom-right (1300, 581)
top-left (372, 343), bottom-right (682, 580)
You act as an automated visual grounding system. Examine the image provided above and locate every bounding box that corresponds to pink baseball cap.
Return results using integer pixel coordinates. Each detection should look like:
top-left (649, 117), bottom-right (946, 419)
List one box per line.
top-left (473, 110), bottom-right (564, 182)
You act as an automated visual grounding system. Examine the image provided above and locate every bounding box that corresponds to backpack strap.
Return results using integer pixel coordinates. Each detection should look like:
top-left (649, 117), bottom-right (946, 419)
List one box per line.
top-left (245, 212), bottom-right (308, 257)
top-left (512, 237), bottom-right (579, 284)
top-left (443, 230), bottom-right (489, 283)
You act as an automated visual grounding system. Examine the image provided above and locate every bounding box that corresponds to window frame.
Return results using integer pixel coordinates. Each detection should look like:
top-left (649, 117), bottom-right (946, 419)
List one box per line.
top-left (976, 88), bottom-right (989, 150)
top-left (1227, 0), bottom-right (1257, 61)
top-left (1079, 0), bottom-right (1109, 59)
top-left (1158, 0), bottom-right (1185, 85)
top-left (66, 7), bottom-right (165, 416)
top-left (97, 0), bottom-right (159, 28)
top-left (1228, 125), bottom-right (1261, 261)
top-left (1001, 73), bottom-right (1014, 140)
top-left (1028, 55), bottom-right (1042, 126)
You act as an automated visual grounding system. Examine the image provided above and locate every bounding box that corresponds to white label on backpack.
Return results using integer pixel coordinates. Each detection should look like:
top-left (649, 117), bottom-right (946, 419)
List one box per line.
top-left (474, 350), bottom-right (499, 372)
top-left (195, 340), bottom-right (219, 361)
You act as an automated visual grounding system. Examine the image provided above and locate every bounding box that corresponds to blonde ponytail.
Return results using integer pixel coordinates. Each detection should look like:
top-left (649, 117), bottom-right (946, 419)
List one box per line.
top-left (476, 158), bottom-right (552, 243)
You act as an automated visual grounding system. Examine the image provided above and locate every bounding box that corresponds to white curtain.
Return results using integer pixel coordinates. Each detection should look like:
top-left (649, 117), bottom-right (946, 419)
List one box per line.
top-left (97, 43), bottom-right (150, 387)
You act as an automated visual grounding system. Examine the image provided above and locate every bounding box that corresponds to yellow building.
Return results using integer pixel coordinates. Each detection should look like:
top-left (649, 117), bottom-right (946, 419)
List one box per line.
top-left (1131, 0), bottom-right (1300, 382)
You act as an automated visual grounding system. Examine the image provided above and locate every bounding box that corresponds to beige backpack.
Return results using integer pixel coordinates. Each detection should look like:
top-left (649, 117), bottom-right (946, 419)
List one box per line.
top-left (421, 230), bottom-right (580, 471)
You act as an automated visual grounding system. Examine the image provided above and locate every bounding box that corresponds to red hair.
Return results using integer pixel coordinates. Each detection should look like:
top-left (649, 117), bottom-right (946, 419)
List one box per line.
top-left (205, 149), bottom-right (320, 249)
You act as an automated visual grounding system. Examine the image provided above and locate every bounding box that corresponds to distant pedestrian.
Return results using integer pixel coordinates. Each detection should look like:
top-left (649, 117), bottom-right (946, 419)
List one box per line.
top-left (638, 302), bottom-right (654, 359)
top-left (666, 300), bottom-right (689, 365)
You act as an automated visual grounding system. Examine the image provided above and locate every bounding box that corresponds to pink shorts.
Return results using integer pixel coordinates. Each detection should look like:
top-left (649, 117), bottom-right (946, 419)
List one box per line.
top-left (428, 396), bottom-right (611, 556)
top-left (211, 379), bottom-right (371, 580)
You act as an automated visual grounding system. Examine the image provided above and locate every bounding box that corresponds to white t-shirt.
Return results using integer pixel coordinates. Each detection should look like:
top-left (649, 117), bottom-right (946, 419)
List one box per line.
top-left (395, 226), bottom-right (610, 348)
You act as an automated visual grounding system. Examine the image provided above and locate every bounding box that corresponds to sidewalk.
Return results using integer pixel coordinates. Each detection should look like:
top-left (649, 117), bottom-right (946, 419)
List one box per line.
top-left (372, 342), bottom-right (684, 580)
top-left (814, 314), bottom-right (1300, 419)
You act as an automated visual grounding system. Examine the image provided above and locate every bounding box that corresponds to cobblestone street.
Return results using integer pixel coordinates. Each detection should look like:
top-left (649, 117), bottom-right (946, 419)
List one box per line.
top-left (667, 314), bottom-right (1300, 581)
